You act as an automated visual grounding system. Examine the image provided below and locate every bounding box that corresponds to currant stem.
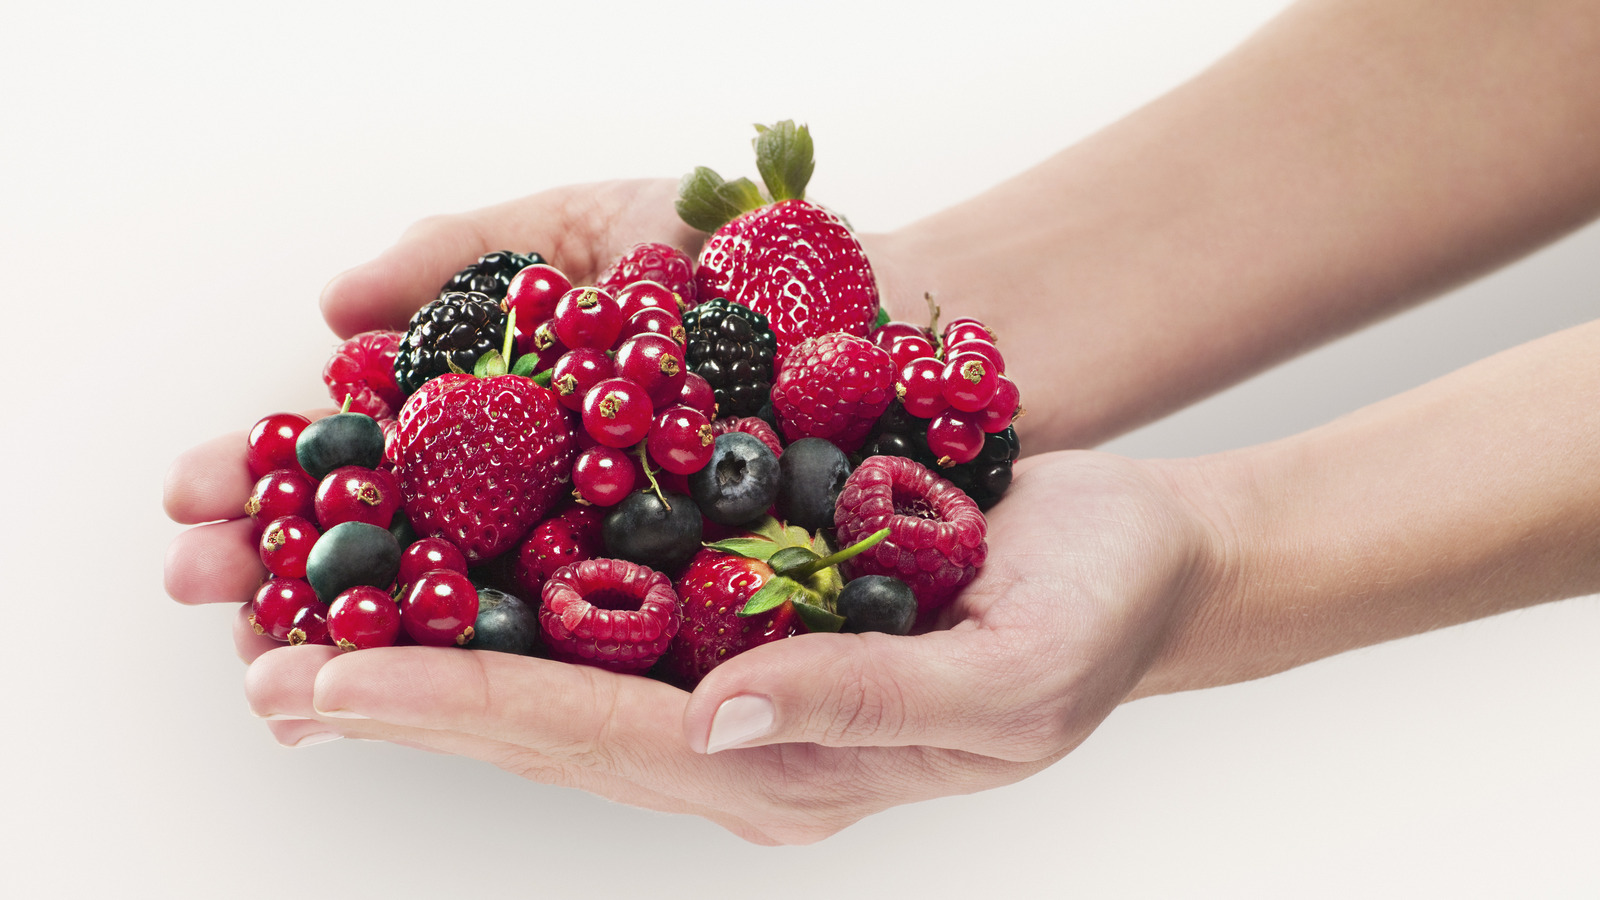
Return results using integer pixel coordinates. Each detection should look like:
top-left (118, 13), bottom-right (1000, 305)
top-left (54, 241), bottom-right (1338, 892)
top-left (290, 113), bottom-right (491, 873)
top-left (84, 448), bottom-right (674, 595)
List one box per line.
top-left (632, 442), bottom-right (670, 509)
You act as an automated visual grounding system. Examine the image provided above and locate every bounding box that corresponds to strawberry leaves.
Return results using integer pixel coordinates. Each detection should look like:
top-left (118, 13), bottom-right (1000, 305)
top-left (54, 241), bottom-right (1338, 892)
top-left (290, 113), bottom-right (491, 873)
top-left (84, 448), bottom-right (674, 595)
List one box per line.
top-left (703, 517), bottom-right (890, 632)
top-left (677, 120), bottom-right (816, 232)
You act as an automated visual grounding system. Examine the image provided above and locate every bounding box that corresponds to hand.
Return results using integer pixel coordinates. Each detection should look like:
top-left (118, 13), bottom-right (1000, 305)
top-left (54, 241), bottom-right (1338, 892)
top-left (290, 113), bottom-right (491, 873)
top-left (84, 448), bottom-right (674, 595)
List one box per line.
top-left (233, 451), bottom-right (1222, 845)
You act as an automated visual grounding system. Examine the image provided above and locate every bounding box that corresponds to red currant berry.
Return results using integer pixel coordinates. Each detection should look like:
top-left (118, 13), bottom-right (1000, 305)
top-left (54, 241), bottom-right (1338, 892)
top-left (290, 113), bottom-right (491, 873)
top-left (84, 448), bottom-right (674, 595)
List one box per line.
top-left (571, 445), bottom-right (636, 506)
top-left (552, 287), bottom-right (623, 350)
top-left (327, 585), bottom-right (402, 651)
top-left (942, 317), bottom-right (995, 346)
top-left (622, 307), bottom-right (687, 347)
top-left (975, 375), bottom-right (1021, 433)
top-left (871, 321), bottom-right (932, 352)
top-left (677, 371), bottom-right (717, 418)
top-left (647, 406), bottom-right (715, 475)
top-left (314, 466), bottom-right (401, 529)
top-left (245, 468), bottom-right (317, 534)
top-left (505, 264), bottom-right (573, 353)
top-left (398, 536), bottom-right (470, 587)
top-left (247, 413), bottom-right (311, 480)
top-left (943, 336), bottom-right (1005, 373)
top-left (613, 280), bottom-right (685, 322)
top-left (581, 377), bottom-right (655, 448)
top-left (550, 348), bottom-right (616, 412)
top-left (940, 354), bottom-right (1001, 413)
top-left (250, 577), bottom-right (320, 642)
top-left (897, 357), bottom-right (950, 417)
top-left (613, 333), bottom-right (687, 407)
top-left (259, 515), bottom-right (319, 578)
top-left (926, 410), bottom-right (985, 466)
top-left (287, 600), bottom-right (332, 646)
top-left (887, 335), bottom-right (938, 370)
top-left (401, 570), bottom-right (480, 647)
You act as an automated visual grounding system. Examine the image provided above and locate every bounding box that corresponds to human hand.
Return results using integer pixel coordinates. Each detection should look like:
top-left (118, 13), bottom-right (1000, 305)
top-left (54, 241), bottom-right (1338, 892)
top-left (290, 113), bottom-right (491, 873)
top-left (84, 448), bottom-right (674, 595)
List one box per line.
top-left (232, 450), bottom-right (1222, 845)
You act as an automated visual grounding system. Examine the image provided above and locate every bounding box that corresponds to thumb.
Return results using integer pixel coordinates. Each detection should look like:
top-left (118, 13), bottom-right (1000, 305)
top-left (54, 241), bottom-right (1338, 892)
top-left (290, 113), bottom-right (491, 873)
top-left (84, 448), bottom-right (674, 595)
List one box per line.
top-left (683, 629), bottom-right (1053, 761)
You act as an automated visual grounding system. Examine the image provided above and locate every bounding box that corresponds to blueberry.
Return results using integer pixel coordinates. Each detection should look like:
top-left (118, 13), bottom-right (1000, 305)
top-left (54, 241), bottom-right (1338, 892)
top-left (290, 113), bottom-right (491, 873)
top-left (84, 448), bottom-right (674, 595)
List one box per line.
top-left (837, 575), bottom-right (916, 635)
top-left (296, 412), bottom-right (385, 481)
top-left (466, 587), bottom-right (539, 656)
top-left (603, 491), bottom-right (703, 572)
top-left (776, 437), bottom-right (853, 532)
top-left (688, 432), bottom-right (780, 526)
top-left (305, 521), bottom-right (401, 602)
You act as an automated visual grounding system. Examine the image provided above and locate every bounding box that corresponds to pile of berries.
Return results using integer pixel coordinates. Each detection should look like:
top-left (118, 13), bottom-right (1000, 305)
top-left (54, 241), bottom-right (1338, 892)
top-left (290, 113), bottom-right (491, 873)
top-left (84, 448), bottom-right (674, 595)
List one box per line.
top-left (239, 121), bottom-right (1025, 687)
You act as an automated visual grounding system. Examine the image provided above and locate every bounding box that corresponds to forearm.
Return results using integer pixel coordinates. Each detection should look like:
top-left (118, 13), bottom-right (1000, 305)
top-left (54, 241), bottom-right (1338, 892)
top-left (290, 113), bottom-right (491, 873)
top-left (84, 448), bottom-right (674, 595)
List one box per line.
top-left (1147, 317), bottom-right (1600, 694)
top-left (871, 0), bottom-right (1600, 451)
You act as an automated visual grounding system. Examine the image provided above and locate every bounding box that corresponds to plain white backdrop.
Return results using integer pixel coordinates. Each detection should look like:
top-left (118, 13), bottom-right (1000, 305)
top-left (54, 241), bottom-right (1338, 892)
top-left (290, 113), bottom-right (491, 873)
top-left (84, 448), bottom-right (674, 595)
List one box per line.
top-left (3, 1), bottom-right (1597, 896)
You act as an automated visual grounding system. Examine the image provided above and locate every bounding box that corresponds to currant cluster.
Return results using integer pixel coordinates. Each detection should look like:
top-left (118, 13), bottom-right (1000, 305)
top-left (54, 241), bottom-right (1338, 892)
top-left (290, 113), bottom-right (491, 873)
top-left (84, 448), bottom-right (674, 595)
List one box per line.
top-left (243, 409), bottom-right (534, 654)
top-left (870, 316), bottom-right (1021, 467)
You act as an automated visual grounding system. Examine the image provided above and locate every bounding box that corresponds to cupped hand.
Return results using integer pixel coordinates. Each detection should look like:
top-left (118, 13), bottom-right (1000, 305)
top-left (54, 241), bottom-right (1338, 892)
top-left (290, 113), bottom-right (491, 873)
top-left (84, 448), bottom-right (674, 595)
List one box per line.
top-left (231, 451), bottom-right (1224, 845)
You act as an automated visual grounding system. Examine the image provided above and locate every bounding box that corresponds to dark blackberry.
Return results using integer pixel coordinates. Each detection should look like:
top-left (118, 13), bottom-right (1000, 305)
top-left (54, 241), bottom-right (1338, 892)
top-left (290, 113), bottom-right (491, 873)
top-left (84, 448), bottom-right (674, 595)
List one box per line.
top-left (860, 402), bottom-right (1019, 510)
top-left (393, 291), bottom-right (505, 395)
top-left (681, 298), bottom-right (777, 417)
top-left (440, 250), bottom-right (546, 300)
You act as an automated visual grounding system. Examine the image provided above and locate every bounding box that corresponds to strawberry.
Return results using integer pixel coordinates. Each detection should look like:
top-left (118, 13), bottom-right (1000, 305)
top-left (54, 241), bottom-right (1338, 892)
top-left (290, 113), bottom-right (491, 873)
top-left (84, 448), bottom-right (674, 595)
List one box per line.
top-left (659, 517), bottom-right (890, 687)
top-left (595, 242), bottom-right (697, 306)
top-left (393, 350), bottom-right (576, 562)
top-left (770, 332), bottom-right (896, 452)
top-left (677, 121), bottom-right (880, 358)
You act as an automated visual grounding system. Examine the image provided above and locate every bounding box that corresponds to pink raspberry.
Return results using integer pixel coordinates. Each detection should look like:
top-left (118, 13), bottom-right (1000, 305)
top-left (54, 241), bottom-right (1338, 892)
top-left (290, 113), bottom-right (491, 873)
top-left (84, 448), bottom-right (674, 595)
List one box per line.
top-left (323, 330), bottom-right (405, 419)
top-left (771, 332), bottom-right (894, 453)
top-left (833, 455), bottom-right (988, 615)
top-left (595, 242), bottom-right (697, 306)
top-left (712, 416), bottom-right (783, 459)
top-left (539, 559), bottom-right (680, 673)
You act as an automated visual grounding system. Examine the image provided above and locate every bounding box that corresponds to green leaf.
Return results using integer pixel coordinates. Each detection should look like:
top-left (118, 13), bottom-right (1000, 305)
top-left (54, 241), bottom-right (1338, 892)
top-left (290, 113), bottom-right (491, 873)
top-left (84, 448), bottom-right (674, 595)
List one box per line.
top-left (510, 353), bottom-right (539, 377)
top-left (873, 305), bottom-right (890, 328)
top-left (703, 537), bottom-right (780, 562)
top-left (752, 120), bottom-right (815, 201)
top-left (473, 350), bottom-right (508, 378)
top-left (792, 601), bottom-right (846, 633)
top-left (531, 369), bottom-right (553, 387)
top-left (739, 576), bottom-right (802, 616)
top-left (747, 516), bottom-right (787, 543)
top-left (676, 168), bottom-right (766, 233)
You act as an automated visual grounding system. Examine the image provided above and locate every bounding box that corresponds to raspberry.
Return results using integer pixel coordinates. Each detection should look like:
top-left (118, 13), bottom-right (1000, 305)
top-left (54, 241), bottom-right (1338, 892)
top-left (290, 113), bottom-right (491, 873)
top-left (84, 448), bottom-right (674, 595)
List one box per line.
top-left (595, 242), bottom-right (696, 305)
top-left (323, 330), bottom-right (405, 419)
top-left (538, 559), bottom-right (679, 673)
top-left (833, 455), bottom-right (988, 615)
top-left (771, 332), bottom-right (895, 452)
top-left (712, 416), bottom-right (782, 459)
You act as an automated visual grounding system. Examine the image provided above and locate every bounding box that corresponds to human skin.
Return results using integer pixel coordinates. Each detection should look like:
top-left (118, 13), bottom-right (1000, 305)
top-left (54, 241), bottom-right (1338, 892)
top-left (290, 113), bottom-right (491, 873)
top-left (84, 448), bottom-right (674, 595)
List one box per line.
top-left (164, 0), bottom-right (1600, 845)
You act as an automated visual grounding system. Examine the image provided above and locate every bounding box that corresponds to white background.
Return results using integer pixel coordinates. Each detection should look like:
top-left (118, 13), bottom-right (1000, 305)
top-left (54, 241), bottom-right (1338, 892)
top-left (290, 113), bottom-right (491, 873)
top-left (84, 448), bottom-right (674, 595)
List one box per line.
top-left (4, 1), bottom-right (1598, 897)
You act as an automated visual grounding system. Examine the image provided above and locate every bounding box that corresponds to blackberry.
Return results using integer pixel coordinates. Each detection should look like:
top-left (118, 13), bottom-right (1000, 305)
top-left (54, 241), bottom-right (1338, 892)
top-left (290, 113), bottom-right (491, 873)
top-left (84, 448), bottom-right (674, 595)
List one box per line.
top-left (860, 403), bottom-right (1020, 510)
top-left (681, 298), bottom-right (777, 417)
top-left (394, 291), bottom-right (505, 395)
top-left (440, 250), bottom-right (546, 300)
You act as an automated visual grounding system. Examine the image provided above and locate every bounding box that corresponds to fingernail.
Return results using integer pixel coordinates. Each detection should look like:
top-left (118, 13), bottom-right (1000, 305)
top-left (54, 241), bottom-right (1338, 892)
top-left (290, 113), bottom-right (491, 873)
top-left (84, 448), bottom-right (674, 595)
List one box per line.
top-left (256, 713), bottom-right (307, 721)
top-left (705, 694), bottom-right (774, 754)
top-left (288, 731), bottom-right (342, 748)
top-left (315, 708), bottom-right (369, 719)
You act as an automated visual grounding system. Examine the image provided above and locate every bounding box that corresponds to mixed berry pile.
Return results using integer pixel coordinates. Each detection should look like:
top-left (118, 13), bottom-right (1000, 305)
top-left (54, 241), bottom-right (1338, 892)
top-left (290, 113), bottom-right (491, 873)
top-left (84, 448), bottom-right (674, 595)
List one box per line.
top-left (240, 122), bottom-right (1023, 687)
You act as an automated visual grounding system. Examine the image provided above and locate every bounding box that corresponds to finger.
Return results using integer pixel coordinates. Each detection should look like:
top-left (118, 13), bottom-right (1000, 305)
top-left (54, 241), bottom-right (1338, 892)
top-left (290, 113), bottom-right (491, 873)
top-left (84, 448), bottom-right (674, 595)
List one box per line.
top-left (233, 604), bottom-right (283, 664)
top-left (165, 519), bottom-right (266, 606)
top-left (318, 180), bottom-right (694, 339)
top-left (681, 629), bottom-right (1064, 762)
top-left (164, 430), bottom-right (252, 524)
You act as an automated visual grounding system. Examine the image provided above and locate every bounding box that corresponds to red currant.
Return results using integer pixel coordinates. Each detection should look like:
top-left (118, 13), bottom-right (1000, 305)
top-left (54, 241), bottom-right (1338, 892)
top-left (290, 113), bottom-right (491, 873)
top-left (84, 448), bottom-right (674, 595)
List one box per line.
top-left (942, 317), bottom-right (995, 346)
top-left (887, 334), bottom-right (938, 370)
top-left (398, 537), bottom-right (470, 587)
top-left (975, 375), bottom-right (1021, 433)
top-left (288, 600), bottom-right (332, 646)
top-left (677, 371), bottom-right (717, 418)
top-left (258, 515), bottom-right (319, 578)
top-left (623, 307), bottom-right (687, 347)
top-left (401, 570), bottom-right (480, 647)
top-left (613, 333), bottom-right (687, 406)
top-left (247, 413), bottom-right (311, 480)
top-left (940, 353), bottom-right (1001, 413)
top-left (250, 577), bottom-right (321, 642)
top-left (926, 410), bottom-right (985, 466)
top-left (245, 468), bottom-right (317, 534)
top-left (571, 445), bottom-right (636, 506)
top-left (327, 585), bottom-right (402, 651)
top-left (553, 287), bottom-right (624, 350)
top-left (613, 280), bottom-right (685, 321)
top-left (647, 406), bottom-right (715, 475)
top-left (505, 264), bottom-right (573, 353)
top-left (527, 319), bottom-right (569, 371)
top-left (897, 357), bottom-right (950, 417)
top-left (871, 322), bottom-right (932, 352)
top-left (943, 336), bottom-right (1005, 373)
top-left (581, 377), bottom-right (655, 448)
top-left (550, 348), bottom-right (616, 412)
top-left (314, 466), bottom-right (401, 529)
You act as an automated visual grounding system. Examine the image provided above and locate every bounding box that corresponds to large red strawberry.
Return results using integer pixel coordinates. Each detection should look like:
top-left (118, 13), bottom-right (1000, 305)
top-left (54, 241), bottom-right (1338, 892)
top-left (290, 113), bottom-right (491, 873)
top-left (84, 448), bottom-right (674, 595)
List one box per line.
top-left (677, 121), bottom-right (879, 358)
top-left (393, 365), bottom-right (576, 562)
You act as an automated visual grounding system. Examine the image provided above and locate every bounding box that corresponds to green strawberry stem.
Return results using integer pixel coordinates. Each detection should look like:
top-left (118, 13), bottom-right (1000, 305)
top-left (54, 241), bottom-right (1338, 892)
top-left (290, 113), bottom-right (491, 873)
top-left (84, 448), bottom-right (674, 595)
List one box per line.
top-left (772, 528), bottom-right (890, 581)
